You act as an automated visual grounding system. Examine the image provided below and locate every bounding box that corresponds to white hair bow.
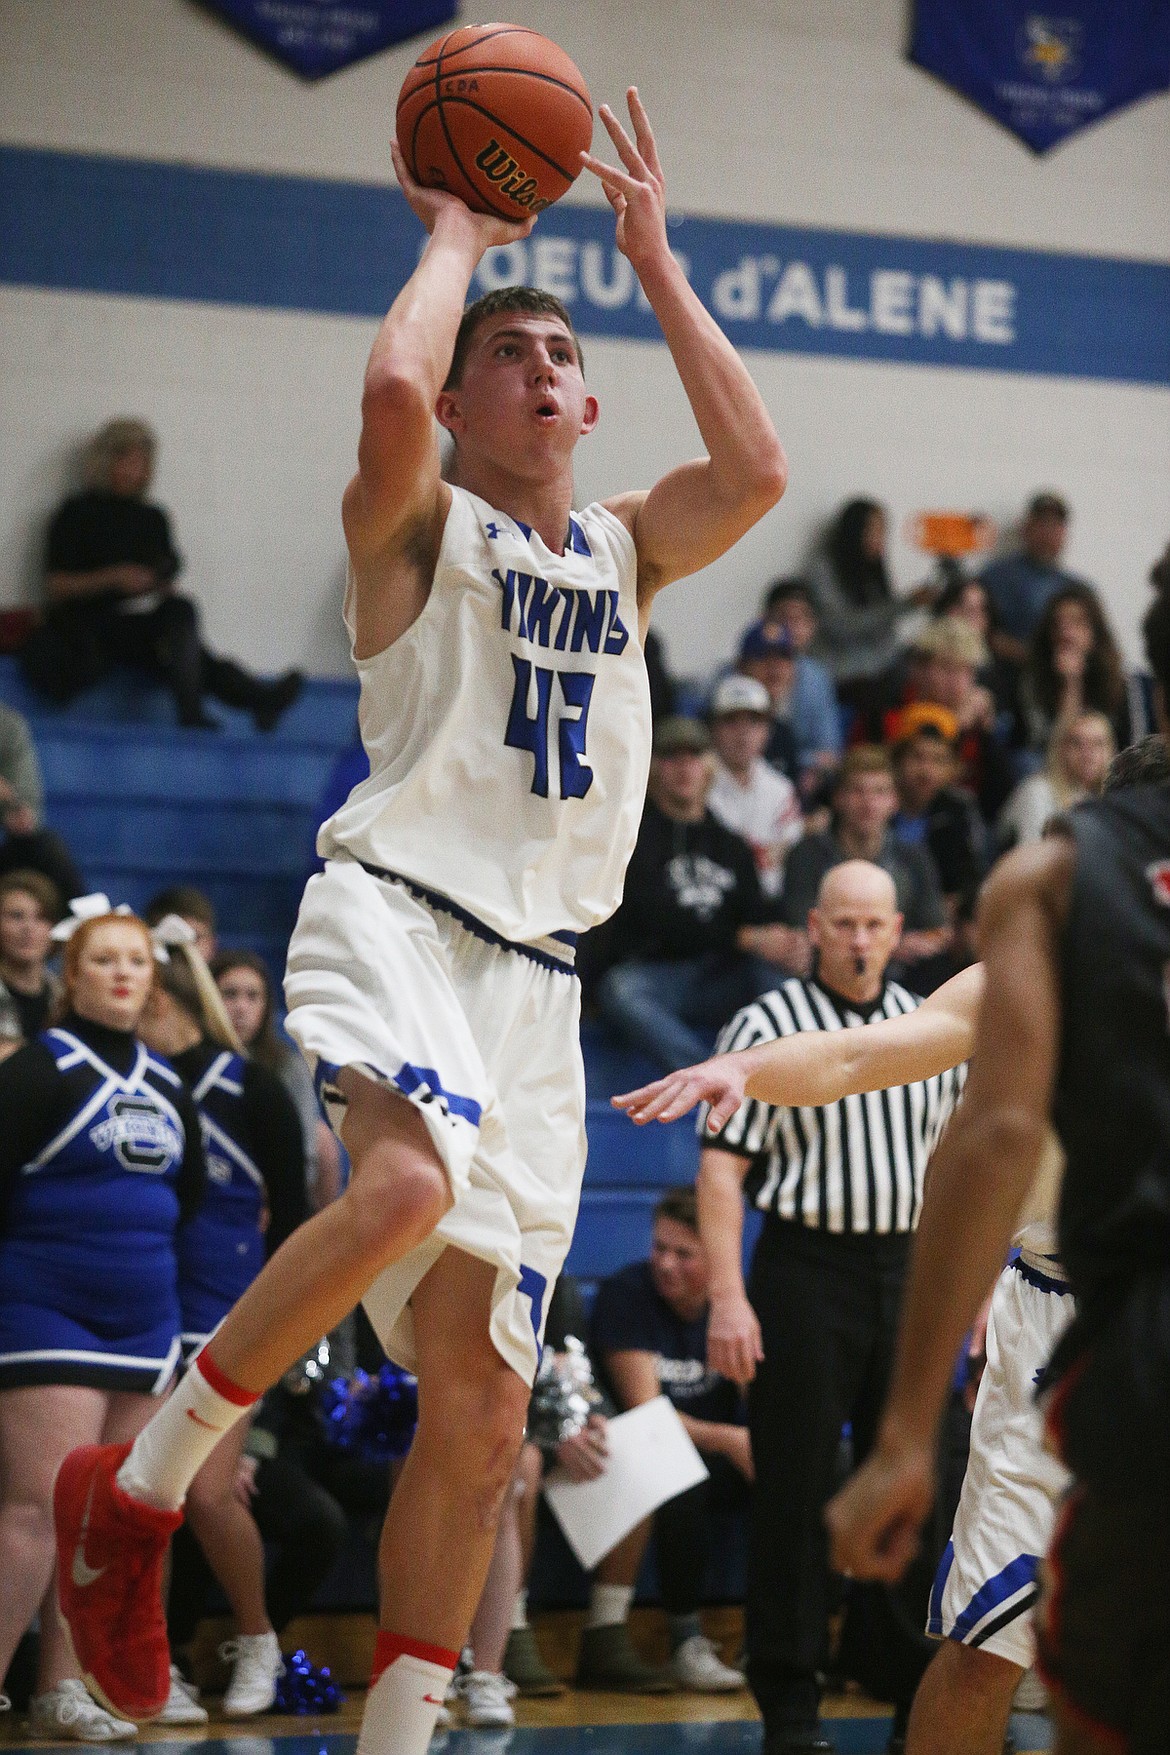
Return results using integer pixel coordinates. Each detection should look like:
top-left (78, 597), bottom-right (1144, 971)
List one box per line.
top-left (149, 914), bottom-right (198, 962)
top-left (50, 893), bottom-right (134, 942)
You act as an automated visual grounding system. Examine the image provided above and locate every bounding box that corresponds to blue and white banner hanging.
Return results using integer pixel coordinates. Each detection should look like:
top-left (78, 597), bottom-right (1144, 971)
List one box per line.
top-left (2, 145), bottom-right (1168, 387)
top-left (910, 0), bottom-right (1170, 153)
top-left (197, 0), bottom-right (458, 80)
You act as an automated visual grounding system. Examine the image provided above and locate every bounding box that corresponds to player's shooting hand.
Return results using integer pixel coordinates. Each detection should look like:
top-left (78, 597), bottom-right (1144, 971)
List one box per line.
top-left (390, 140), bottom-right (535, 248)
top-left (707, 1290), bottom-right (764, 1386)
top-left (580, 88), bottom-right (668, 270)
top-left (824, 1435), bottom-right (935, 1584)
top-left (612, 1054), bottom-right (749, 1131)
top-left (556, 1413), bottom-right (609, 1482)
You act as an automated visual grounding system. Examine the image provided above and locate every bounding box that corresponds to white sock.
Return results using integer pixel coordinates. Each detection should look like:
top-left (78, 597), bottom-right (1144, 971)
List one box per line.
top-left (511, 1590), bottom-right (529, 1631)
top-left (116, 1351), bottom-right (258, 1511)
top-left (588, 1583), bottom-right (634, 1629)
top-left (357, 1634), bottom-right (458, 1755)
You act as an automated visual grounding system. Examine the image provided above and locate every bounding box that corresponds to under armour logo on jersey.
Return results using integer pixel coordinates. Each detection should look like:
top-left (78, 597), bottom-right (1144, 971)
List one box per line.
top-left (486, 522), bottom-right (503, 539)
top-left (1147, 860), bottom-right (1170, 906)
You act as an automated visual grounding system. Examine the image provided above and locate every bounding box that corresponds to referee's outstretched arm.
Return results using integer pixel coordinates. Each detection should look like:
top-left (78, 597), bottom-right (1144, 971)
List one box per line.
top-left (613, 962), bottom-right (983, 1131)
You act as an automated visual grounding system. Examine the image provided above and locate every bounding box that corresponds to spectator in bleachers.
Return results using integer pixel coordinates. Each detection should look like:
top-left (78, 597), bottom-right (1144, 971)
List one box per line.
top-left (0, 871), bottom-right (61, 1048)
top-left (759, 579), bottom-right (844, 794)
top-left (144, 884), bottom-right (217, 961)
top-left (1016, 582), bottom-right (1133, 756)
top-left (585, 717), bottom-right (805, 1072)
top-left (978, 490), bottom-right (1090, 666)
top-left (928, 574), bottom-right (1019, 720)
top-left (0, 702), bottom-right (83, 902)
top-left (213, 949), bottom-right (343, 1211)
top-left (137, 922), bottom-right (307, 1717)
top-left (890, 718), bottom-right (987, 975)
top-left (805, 499), bottom-right (934, 686)
top-left (734, 623), bottom-right (799, 782)
top-left (589, 1188), bottom-right (750, 1694)
top-left (708, 676), bottom-right (803, 898)
top-left (780, 746), bottom-right (951, 981)
top-left (878, 620), bottom-right (1015, 822)
top-left (27, 419), bottom-right (303, 731)
top-left (997, 709), bottom-right (1114, 849)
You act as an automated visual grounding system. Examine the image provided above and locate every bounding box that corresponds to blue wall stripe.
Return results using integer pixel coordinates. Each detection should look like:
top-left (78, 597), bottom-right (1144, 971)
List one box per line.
top-left (2, 143), bottom-right (1168, 386)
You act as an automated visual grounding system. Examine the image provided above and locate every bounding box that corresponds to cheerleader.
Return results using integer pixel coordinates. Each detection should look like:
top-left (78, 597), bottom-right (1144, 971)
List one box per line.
top-left (0, 898), bottom-right (202, 1738)
top-left (139, 923), bottom-right (306, 1716)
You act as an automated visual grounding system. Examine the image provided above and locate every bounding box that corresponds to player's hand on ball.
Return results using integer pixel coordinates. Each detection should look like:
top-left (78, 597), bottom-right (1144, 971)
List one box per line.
top-left (581, 87), bottom-right (669, 269)
top-left (390, 140), bottom-right (535, 247)
top-left (824, 1436), bottom-right (935, 1584)
top-left (612, 1055), bottom-right (749, 1131)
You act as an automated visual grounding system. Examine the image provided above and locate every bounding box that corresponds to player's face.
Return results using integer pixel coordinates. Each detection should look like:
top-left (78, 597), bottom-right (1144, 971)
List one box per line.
top-left (70, 920), bottom-right (156, 1032)
top-left (437, 315), bottom-right (598, 478)
top-left (216, 965), bottom-right (268, 1047)
top-left (650, 1217), bottom-right (709, 1314)
top-left (0, 892), bottom-right (53, 969)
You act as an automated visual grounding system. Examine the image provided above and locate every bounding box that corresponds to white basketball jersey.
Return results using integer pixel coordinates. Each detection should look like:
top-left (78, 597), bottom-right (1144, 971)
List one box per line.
top-left (319, 484), bottom-right (652, 944)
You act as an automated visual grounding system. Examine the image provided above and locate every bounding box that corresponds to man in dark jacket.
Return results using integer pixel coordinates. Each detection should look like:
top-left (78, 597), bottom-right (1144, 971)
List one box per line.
top-left (585, 717), bottom-right (802, 1070)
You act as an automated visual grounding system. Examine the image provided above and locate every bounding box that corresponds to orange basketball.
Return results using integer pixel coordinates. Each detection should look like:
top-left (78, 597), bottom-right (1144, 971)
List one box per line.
top-left (396, 23), bottom-right (593, 220)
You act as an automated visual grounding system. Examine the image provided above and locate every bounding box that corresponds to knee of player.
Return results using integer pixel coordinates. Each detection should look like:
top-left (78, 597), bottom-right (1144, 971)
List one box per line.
top-left (421, 1375), bottom-right (528, 1510)
top-left (346, 1153), bottom-right (451, 1256)
top-left (2, 1494), bottom-right (55, 1549)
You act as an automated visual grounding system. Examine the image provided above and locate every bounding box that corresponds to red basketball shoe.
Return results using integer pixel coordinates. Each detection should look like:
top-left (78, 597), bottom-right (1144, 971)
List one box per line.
top-left (54, 1443), bottom-right (182, 1721)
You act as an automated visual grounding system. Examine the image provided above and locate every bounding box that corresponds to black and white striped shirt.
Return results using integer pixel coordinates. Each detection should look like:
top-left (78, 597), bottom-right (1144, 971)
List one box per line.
top-left (703, 978), bottom-right (966, 1236)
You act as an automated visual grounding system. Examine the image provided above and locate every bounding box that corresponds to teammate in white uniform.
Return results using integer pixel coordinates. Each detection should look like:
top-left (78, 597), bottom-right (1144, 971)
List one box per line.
top-left (614, 964), bottom-right (1072, 1755)
top-left (53, 90), bottom-right (787, 1755)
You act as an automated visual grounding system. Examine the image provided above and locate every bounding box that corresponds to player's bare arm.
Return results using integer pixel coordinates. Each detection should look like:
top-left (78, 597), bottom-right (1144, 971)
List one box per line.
top-left (614, 962), bottom-right (984, 1131)
top-left (582, 91), bottom-right (787, 609)
top-left (825, 837), bottom-right (1072, 1584)
top-left (341, 151), bottom-right (534, 658)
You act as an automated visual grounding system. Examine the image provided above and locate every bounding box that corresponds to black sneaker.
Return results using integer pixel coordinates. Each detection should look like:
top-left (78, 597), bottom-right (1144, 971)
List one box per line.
top-left (503, 1626), bottom-right (565, 1697)
top-left (763, 1730), bottom-right (834, 1754)
top-left (253, 670), bottom-right (304, 732)
top-left (575, 1624), bottom-right (675, 1694)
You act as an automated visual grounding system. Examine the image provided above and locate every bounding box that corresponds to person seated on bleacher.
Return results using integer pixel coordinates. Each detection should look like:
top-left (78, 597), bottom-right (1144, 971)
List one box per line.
top-left (589, 1187), bottom-right (750, 1694)
top-left (26, 419), bottom-right (303, 731)
top-left (582, 716), bottom-right (805, 1073)
top-left (0, 701), bottom-right (83, 903)
top-left (143, 884), bottom-right (217, 962)
top-left (0, 871), bottom-right (62, 1050)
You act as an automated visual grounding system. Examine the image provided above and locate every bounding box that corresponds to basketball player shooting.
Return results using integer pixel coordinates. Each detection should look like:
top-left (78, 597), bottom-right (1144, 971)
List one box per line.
top-left (53, 88), bottom-right (787, 1754)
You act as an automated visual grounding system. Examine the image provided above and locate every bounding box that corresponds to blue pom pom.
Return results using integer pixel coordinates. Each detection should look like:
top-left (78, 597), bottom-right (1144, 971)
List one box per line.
top-left (317, 1364), bottom-right (419, 1462)
top-left (272, 1650), bottom-right (344, 1714)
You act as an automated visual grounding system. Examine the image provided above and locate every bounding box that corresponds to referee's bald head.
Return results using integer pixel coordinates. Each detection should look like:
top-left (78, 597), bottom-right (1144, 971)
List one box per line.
top-left (809, 860), bottom-right (902, 996)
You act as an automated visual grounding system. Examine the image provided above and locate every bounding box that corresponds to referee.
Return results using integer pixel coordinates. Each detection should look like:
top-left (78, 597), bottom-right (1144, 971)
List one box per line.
top-left (697, 860), bottom-right (964, 1754)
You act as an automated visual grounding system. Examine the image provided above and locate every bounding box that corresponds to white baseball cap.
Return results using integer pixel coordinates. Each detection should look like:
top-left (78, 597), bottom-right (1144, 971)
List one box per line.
top-left (710, 674), bottom-right (773, 718)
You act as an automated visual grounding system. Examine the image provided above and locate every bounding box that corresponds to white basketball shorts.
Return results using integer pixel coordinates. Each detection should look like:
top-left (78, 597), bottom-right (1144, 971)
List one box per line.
top-left (928, 1255), bottom-right (1074, 1668)
top-left (283, 858), bottom-right (586, 1386)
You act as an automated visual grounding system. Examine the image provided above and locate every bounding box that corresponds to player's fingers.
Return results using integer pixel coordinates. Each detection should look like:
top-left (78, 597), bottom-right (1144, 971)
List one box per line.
top-left (626, 87), bottom-right (665, 182)
top-left (580, 152), bottom-right (640, 202)
top-left (597, 104), bottom-right (651, 181)
top-left (706, 1088), bottom-right (742, 1130)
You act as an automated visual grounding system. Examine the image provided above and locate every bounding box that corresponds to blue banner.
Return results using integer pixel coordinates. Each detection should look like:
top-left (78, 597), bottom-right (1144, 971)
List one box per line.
top-left (1, 145), bottom-right (1168, 387)
top-left (910, 0), bottom-right (1170, 153)
top-left (197, 0), bottom-right (458, 80)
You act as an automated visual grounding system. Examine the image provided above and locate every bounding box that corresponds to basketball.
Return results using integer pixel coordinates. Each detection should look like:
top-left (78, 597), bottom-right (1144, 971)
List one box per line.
top-left (396, 23), bottom-right (593, 221)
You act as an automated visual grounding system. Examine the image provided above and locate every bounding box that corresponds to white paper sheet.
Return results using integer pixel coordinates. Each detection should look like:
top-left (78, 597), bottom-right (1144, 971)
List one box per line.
top-left (542, 1395), bottom-right (710, 1571)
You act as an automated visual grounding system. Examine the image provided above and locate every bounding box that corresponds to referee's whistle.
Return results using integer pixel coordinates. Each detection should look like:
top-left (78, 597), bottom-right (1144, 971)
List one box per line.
top-left (854, 953), bottom-right (867, 977)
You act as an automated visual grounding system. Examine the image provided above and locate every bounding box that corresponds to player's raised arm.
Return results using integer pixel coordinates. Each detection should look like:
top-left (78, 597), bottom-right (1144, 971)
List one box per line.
top-left (613, 962), bottom-right (983, 1129)
top-left (582, 91), bottom-right (787, 599)
top-left (342, 148), bottom-right (533, 652)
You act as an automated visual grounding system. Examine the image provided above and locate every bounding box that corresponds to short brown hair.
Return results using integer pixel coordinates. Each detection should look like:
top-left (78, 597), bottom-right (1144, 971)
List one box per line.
top-left (143, 885), bottom-right (216, 932)
top-left (0, 868), bottom-right (62, 921)
top-left (654, 1186), bottom-right (698, 1232)
top-left (833, 745), bottom-right (895, 791)
top-left (444, 287), bottom-right (584, 390)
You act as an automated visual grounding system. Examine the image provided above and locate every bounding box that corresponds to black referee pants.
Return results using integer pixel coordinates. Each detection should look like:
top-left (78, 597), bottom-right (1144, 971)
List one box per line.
top-left (745, 1218), bottom-right (933, 1733)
